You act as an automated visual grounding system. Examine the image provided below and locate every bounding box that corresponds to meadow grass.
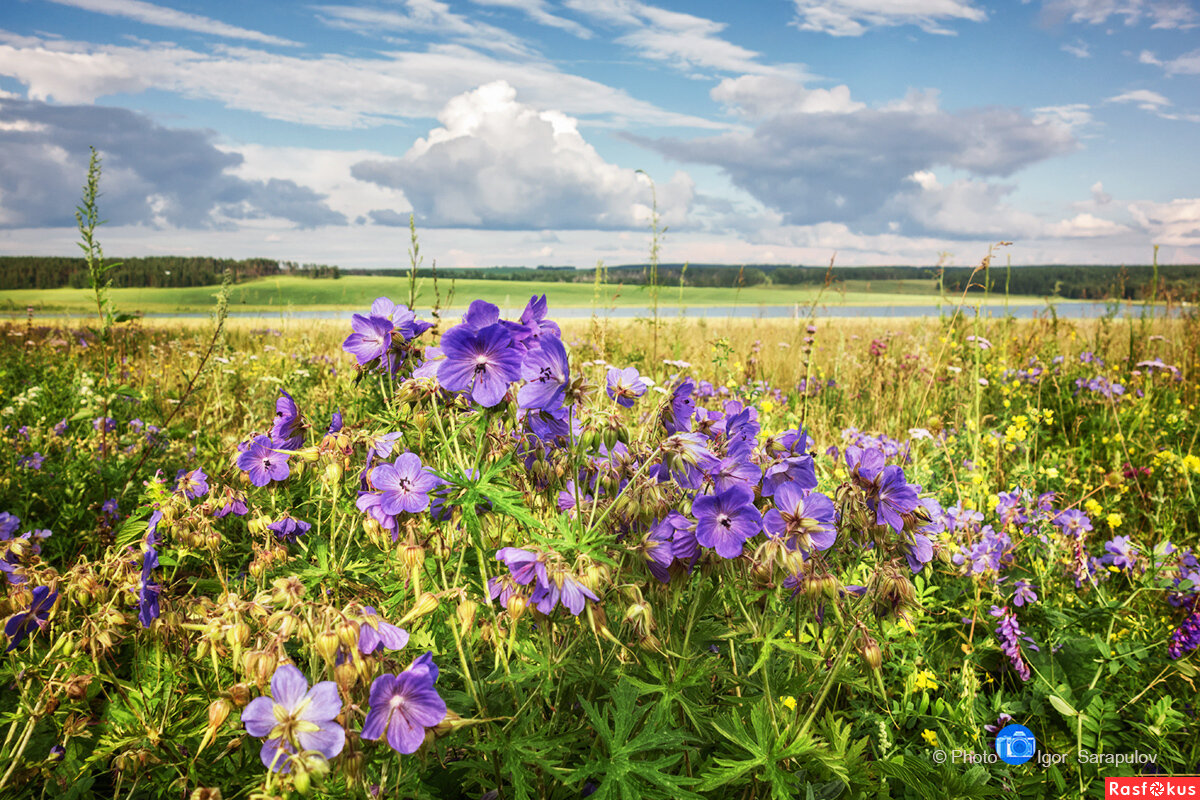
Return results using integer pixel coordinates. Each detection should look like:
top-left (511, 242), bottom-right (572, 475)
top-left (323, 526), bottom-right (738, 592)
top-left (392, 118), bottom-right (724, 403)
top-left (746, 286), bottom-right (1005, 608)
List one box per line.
top-left (0, 274), bottom-right (1075, 314)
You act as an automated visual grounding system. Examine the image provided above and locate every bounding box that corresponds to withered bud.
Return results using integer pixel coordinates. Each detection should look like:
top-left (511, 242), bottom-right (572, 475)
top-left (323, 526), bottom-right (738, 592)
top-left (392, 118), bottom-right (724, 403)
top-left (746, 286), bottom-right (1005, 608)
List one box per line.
top-left (399, 592), bottom-right (439, 624)
top-left (297, 446), bottom-right (321, 463)
top-left (315, 631), bottom-right (342, 664)
top-left (456, 600), bottom-right (478, 637)
top-left (337, 620), bottom-right (361, 650)
top-left (859, 637), bottom-right (883, 671)
top-left (65, 674), bottom-right (93, 700)
top-left (229, 683), bottom-right (252, 707)
top-left (190, 789), bottom-right (223, 800)
top-left (335, 661), bottom-right (358, 693)
top-left (207, 698), bottom-right (232, 730)
top-left (402, 543), bottom-right (426, 571)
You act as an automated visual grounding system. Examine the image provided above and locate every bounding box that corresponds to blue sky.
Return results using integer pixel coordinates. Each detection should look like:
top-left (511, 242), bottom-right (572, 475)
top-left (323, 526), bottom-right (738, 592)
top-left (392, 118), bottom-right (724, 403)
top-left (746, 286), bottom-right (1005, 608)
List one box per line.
top-left (1, 0), bottom-right (1197, 267)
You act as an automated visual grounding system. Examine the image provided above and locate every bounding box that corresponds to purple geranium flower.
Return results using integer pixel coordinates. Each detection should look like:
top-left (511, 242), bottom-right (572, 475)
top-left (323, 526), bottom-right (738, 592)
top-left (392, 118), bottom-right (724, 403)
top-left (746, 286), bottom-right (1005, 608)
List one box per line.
top-left (693, 484), bottom-right (763, 559)
top-left (495, 547), bottom-right (548, 587)
top-left (175, 468), bottom-right (209, 500)
top-left (358, 606), bottom-right (410, 655)
top-left (1105, 535), bottom-right (1138, 571)
top-left (438, 324), bottom-right (523, 408)
top-left (236, 435), bottom-right (291, 487)
top-left (1012, 580), bottom-right (1038, 607)
top-left (644, 513), bottom-right (687, 582)
top-left (368, 453), bottom-right (439, 515)
top-left (518, 336), bottom-right (570, 411)
top-left (0, 513), bottom-right (18, 539)
top-left (361, 653), bottom-right (447, 754)
top-left (1053, 509), bottom-right (1093, 538)
top-left (606, 367), bottom-right (647, 408)
top-left (241, 664), bottom-right (345, 772)
top-left (271, 389), bottom-right (305, 451)
top-left (661, 378), bottom-right (696, 434)
top-left (268, 516), bottom-right (311, 543)
top-left (214, 490), bottom-right (249, 518)
top-left (4, 585), bottom-right (58, 652)
top-left (763, 485), bottom-right (836, 554)
top-left (869, 466), bottom-right (920, 532)
top-left (343, 313), bottom-right (395, 368)
top-left (137, 547), bottom-right (161, 628)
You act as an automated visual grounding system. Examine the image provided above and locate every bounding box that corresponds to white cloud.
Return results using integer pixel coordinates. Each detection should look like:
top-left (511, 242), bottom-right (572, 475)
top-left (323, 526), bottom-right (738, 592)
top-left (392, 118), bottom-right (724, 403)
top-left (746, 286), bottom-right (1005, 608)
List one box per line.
top-left (1039, 0), bottom-right (1198, 28)
top-left (1106, 88), bottom-right (1171, 110)
top-left (1033, 103), bottom-right (1094, 132)
top-left (790, 0), bottom-right (987, 36)
top-left (313, 1), bottom-right (533, 57)
top-left (43, 0), bottom-right (299, 46)
top-left (635, 78), bottom-right (1078, 227)
top-left (1091, 181), bottom-right (1113, 204)
top-left (350, 81), bottom-right (694, 229)
top-left (893, 172), bottom-right (1046, 237)
top-left (468, 0), bottom-right (593, 38)
top-left (0, 98), bottom-right (345, 228)
top-left (563, 0), bottom-right (805, 77)
top-left (0, 34), bottom-right (727, 130)
top-left (1045, 212), bottom-right (1130, 237)
top-left (1143, 48), bottom-right (1200, 74)
top-left (1061, 39), bottom-right (1091, 57)
top-left (1129, 198), bottom-right (1200, 245)
top-left (711, 75), bottom-right (864, 118)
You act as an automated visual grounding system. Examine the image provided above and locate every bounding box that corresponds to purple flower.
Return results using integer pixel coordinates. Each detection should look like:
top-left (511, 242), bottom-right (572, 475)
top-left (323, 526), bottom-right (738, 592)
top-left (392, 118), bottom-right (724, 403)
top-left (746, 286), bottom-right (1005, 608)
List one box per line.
top-left (1168, 611), bottom-right (1200, 659)
top-left (358, 607), bottom-right (410, 655)
top-left (709, 454), bottom-right (762, 493)
top-left (236, 435), bottom-right (291, 487)
top-left (52, 419), bottom-right (68, 437)
top-left (518, 294), bottom-right (561, 345)
top-left (763, 485), bottom-right (835, 554)
top-left (361, 653), bottom-right (447, 754)
top-left (241, 664), bottom-right (345, 772)
top-left (554, 573), bottom-right (599, 616)
top-left (93, 417), bottom-right (116, 433)
top-left (462, 300), bottom-right (501, 330)
top-left (343, 314), bottom-right (395, 368)
top-left (18, 452), bottom-right (44, 470)
top-left (1012, 580), bottom-right (1038, 607)
top-left (1053, 509), bottom-right (1093, 538)
top-left (518, 336), bottom-right (570, 411)
top-left (214, 490), bottom-right (248, 518)
top-left (606, 367), bottom-right (647, 408)
top-left (327, 411), bottom-right (343, 435)
top-left (661, 378), bottom-right (696, 434)
top-left (272, 390), bottom-right (305, 450)
top-left (137, 547), bottom-right (161, 628)
top-left (495, 548), bottom-right (548, 587)
top-left (0, 513), bottom-right (18, 539)
top-left (438, 324), bottom-right (523, 408)
top-left (268, 516), bottom-right (311, 543)
top-left (659, 433), bottom-right (720, 491)
top-left (4, 585), bottom-right (58, 652)
top-left (1104, 535), bottom-right (1138, 571)
top-left (368, 453), bottom-right (439, 515)
top-left (762, 454), bottom-right (817, 497)
top-left (175, 468), bottom-right (209, 500)
top-left (902, 533), bottom-right (934, 573)
top-left (644, 513), bottom-right (688, 582)
top-left (869, 466), bottom-right (920, 532)
top-left (693, 484), bottom-right (763, 559)
top-left (101, 498), bottom-right (119, 520)
top-left (990, 605), bottom-right (1032, 682)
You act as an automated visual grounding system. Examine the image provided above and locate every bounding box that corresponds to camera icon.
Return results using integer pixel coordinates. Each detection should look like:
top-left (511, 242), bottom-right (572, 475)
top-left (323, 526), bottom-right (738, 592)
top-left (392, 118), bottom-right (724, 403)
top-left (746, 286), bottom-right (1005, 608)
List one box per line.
top-left (994, 724), bottom-right (1037, 764)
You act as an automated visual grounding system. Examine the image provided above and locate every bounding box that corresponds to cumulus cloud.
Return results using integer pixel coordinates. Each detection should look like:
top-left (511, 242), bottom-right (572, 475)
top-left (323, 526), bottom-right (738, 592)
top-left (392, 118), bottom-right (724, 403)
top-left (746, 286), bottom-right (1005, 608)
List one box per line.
top-left (633, 79), bottom-right (1078, 227)
top-left (1129, 198), bottom-right (1200, 245)
top-left (711, 75), bottom-right (864, 118)
top-left (43, 0), bottom-right (299, 46)
top-left (0, 34), bottom-right (725, 130)
top-left (1092, 181), bottom-right (1113, 204)
top-left (790, 0), bottom-right (987, 36)
top-left (0, 98), bottom-right (345, 229)
top-left (351, 81), bottom-right (693, 230)
top-left (1038, 0), bottom-right (1198, 28)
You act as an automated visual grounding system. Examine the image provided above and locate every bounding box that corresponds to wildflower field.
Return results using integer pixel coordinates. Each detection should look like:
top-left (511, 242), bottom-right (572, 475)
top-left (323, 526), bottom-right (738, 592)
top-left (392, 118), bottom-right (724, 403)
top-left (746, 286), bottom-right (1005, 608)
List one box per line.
top-left (1, 290), bottom-right (1198, 799)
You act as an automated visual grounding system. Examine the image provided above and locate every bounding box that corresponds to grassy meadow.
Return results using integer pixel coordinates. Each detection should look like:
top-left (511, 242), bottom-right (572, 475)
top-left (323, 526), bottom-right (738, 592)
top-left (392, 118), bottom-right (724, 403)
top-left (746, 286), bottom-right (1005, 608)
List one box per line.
top-left (0, 273), bottom-right (1075, 315)
top-left (1, 281), bottom-right (1199, 799)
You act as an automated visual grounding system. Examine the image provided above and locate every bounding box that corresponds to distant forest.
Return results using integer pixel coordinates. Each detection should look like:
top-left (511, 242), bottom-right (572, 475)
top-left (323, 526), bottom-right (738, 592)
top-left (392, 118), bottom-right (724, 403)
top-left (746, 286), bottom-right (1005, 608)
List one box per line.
top-left (1, 255), bottom-right (1197, 300)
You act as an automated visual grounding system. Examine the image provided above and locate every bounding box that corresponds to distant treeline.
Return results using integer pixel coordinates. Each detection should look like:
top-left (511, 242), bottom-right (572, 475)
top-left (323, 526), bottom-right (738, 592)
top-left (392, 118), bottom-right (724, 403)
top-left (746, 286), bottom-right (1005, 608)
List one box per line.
top-left (344, 262), bottom-right (1200, 299)
top-left (2, 256), bottom-right (1197, 300)
top-left (0, 257), bottom-right (340, 289)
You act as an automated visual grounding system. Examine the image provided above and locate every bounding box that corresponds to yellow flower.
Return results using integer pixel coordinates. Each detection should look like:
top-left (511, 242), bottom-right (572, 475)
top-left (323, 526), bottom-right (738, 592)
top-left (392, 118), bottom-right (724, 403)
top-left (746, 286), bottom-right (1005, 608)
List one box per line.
top-left (922, 729), bottom-right (939, 747)
top-left (761, 399), bottom-right (776, 414)
top-left (1106, 513), bottom-right (1123, 529)
top-left (1084, 499), bottom-right (1102, 517)
top-left (1183, 454), bottom-right (1200, 474)
top-left (780, 696), bottom-right (797, 711)
top-left (914, 670), bottom-right (938, 691)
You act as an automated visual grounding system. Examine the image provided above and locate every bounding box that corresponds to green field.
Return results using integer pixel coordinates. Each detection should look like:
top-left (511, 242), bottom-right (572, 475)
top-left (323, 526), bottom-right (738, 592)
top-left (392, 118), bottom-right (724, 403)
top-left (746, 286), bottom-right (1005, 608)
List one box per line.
top-left (0, 274), bottom-right (1065, 315)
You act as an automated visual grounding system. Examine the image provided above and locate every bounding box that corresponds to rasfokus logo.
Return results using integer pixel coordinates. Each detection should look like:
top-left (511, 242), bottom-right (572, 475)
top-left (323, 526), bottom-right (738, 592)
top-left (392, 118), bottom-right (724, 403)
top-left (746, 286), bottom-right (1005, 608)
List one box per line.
top-left (1106, 778), bottom-right (1200, 797)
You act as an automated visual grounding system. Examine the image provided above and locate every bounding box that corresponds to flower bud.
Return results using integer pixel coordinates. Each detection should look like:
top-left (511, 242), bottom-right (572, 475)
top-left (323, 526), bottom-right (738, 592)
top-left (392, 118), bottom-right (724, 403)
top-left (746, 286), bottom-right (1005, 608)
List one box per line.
top-left (297, 446), bottom-right (321, 463)
top-left (506, 595), bottom-right (527, 622)
top-left (337, 620), bottom-right (361, 651)
top-left (190, 789), bottom-right (223, 800)
top-left (402, 543), bottom-right (426, 571)
top-left (456, 600), bottom-right (478, 638)
top-left (322, 462), bottom-right (343, 486)
top-left (65, 674), bottom-right (93, 700)
top-left (399, 592), bottom-right (439, 624)
top-left (229, 683), bottom-right (251, 707)
top-left (859, 637), bottom-right (883, 671)
top-left (315, 631), bottom-right (341, 664)
top-left (335, 661), bottom-right (358, 693)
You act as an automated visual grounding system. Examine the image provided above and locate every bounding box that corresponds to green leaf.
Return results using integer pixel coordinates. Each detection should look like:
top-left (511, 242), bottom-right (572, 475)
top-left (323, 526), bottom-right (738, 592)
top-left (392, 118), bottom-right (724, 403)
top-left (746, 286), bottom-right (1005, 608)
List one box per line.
top-left (1049, 695), bottom-right (1078, 718)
